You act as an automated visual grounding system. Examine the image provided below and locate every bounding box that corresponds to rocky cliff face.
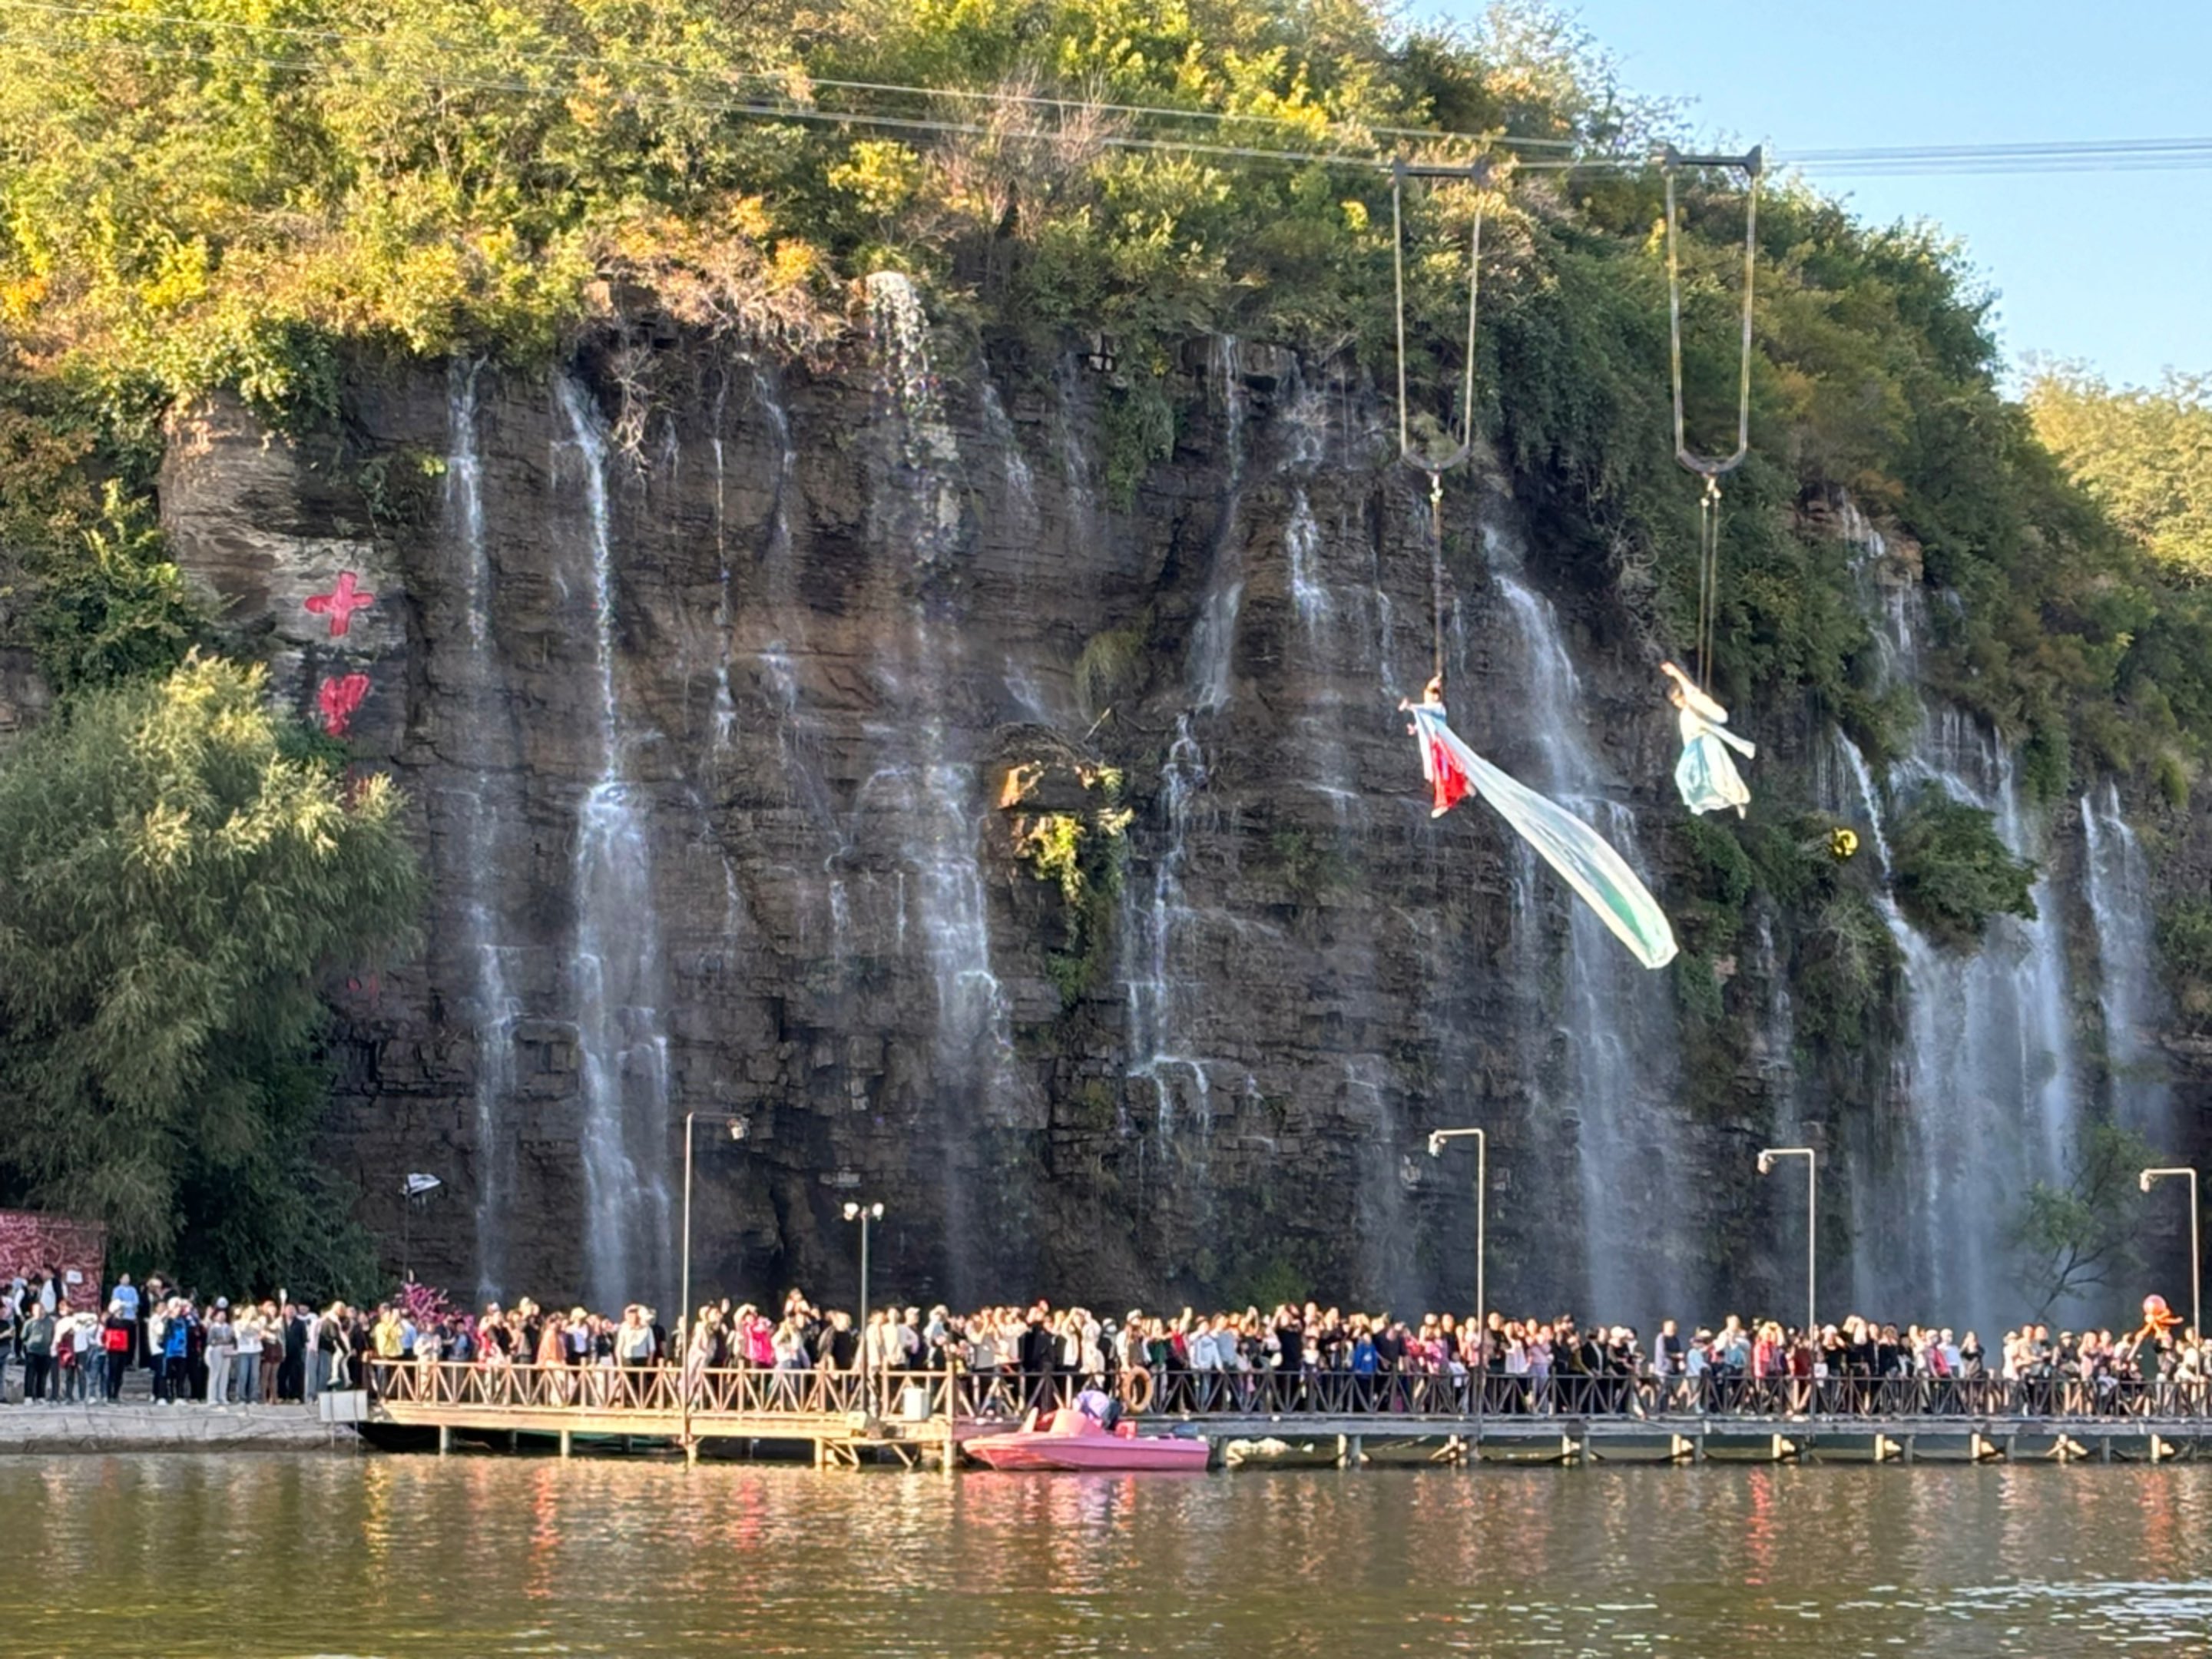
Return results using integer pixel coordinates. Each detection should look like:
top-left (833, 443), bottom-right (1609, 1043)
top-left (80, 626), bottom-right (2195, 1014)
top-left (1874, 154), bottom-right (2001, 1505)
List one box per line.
top-left (154, 292), bottom-right (2201, 1329)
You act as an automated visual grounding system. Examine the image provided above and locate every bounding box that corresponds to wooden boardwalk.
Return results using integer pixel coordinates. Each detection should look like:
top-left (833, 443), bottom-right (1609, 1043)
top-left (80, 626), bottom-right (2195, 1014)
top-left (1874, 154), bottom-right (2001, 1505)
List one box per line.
top-left (365, 1363), bottom-right (2212, 1468)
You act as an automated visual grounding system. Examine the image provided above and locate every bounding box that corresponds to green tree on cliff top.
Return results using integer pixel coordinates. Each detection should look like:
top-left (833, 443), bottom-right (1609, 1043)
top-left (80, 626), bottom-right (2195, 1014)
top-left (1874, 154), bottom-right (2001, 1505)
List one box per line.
top-left (2028, 367), bottom-right (2212, 581)
top-left (0, 654), bottom-right (419, 1290)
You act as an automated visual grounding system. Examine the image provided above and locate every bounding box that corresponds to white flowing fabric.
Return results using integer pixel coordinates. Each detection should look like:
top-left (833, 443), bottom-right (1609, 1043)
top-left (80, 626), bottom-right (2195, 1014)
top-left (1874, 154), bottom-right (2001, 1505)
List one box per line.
top-left (1409, 704), bottom-right (1679, 970)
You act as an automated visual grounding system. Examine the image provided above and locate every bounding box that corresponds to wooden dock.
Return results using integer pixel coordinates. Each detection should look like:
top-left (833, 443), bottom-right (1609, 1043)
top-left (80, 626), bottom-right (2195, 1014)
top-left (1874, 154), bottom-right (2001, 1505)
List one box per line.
top-left (363, 1363), bottom-right (2212, 1469)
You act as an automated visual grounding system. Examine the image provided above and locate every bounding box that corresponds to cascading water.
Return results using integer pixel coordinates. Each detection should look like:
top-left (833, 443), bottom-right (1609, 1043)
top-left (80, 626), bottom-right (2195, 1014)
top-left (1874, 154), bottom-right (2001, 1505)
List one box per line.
top-left (1286, 489), bottom-right (1330, 637)
top-left (979, 380), bottom-right (1037, 541)
top-left (554, 376), bottom-right (675, 1313)
top-left (1187, 336), bottom-right (1248, 716)
top-left (707, 372), bottom-right (737, 753)
top-left (1126, 716), bottom-right (1210, 1135)
top-left (445, 360), bottom-right (520, 1302)
top-left (2081, 781), bottom-right (2172, 1138)
top-left (1886, 727), bottom-right (2082, 1327)
top-left (1833, 505), bottom-right (2088, 1330)
top-left (740, 360), bottom-right (853, 968)
top-left (861, 276), bottom-right (1021, 1267)
top-left (1124, 339), bottom-right (1252, 1134)
top-left (1485, 521), bottom-right (1687, 1324)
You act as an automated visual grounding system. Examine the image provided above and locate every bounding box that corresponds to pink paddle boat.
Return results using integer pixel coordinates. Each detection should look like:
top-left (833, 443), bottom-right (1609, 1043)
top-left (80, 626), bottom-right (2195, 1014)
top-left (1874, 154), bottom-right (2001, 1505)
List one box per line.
top-left (965, 1408), bottom-right (1211, 1472)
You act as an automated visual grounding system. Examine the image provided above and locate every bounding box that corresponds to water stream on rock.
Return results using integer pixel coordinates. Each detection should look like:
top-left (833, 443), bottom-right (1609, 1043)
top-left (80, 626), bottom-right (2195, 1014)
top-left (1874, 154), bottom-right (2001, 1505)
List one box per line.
top-left (555, 375), bottom-right (676, 1313)
top-left (1485, 521), bottom-right (1687, 1323)
top-left (1836, 511), bottom-right (2088, 1330)
top-left (1187, 336), bottom-right (1248, 717)
top-left (1124, 339), bottom-right (1252, 1141)
top-left (445, 361), bottom-right (519, 1303)
top-left (2081, 780), bottom-right (2172, 1140)
top-left (863, 274), bottom-right (1021, 1284)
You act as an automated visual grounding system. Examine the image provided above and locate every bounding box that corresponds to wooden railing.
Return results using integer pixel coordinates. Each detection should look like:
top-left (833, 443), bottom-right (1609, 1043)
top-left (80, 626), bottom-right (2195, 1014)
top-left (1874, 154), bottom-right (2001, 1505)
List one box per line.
top-left (366, 1362), bottom-right (2212, 1425)
top-left (370, 1361), bottom-right (955, 1421)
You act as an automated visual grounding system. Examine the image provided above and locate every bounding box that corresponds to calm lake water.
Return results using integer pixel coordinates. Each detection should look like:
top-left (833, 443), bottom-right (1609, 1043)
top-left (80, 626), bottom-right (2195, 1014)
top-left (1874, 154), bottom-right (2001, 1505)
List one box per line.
top-left (7, 1455), bottom-right (2212, 1655)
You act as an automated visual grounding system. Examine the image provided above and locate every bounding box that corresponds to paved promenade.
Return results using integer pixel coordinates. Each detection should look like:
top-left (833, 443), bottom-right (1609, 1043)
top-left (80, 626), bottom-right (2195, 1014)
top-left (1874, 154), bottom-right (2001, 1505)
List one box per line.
top-left (0, 1403), bottom-right (356, 1454)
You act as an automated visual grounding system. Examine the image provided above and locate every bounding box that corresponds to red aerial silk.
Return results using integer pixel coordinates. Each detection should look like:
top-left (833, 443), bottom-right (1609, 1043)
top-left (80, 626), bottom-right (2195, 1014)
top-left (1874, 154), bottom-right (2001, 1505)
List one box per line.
top-left (1416, 720), bottom-right (1475, 816)
top-left (1403, 700), bottom-right (1679, 971)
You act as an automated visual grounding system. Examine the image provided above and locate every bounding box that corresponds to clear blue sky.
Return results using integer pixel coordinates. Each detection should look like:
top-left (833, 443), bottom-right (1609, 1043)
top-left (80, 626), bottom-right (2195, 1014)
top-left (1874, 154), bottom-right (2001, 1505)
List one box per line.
top-left (1423, 2), bottom-right (2210, 388)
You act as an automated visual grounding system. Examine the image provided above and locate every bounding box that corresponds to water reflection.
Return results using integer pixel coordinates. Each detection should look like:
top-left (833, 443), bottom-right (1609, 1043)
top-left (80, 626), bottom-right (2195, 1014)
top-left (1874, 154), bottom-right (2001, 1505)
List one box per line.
top-left (8, 1459), bottom-right (2212, 1655)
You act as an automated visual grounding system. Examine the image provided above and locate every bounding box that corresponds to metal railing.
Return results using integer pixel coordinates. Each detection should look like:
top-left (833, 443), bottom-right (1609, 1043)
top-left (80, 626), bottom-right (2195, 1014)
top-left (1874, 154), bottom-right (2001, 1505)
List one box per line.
top-left (366, 1361), bottom-right (2212, 1424)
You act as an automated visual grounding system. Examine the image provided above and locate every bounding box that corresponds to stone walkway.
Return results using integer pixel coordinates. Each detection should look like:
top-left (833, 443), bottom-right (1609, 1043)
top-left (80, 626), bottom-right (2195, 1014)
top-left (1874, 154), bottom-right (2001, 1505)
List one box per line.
top-left (0, 1403), bottom-right (356, 1454)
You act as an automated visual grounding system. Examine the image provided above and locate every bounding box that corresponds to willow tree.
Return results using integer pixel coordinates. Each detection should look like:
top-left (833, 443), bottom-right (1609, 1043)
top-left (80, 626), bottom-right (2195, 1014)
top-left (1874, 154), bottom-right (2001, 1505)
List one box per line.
top-left (0, 654), bottom-right (419, 1292)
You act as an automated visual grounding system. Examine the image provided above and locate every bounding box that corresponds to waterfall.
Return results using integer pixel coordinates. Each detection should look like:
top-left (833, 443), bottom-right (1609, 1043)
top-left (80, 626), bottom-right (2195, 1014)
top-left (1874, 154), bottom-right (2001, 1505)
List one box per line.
top-left (1127, 717), bottom-right (1210, 1133)
top-left (978, 380), bottom-right (1037, 534)
top-left (2081, 781), bottom-right (2171, 1138)
top-left (1187, 336), bottom-right (1247, 714)
top-left (1124, 339), bottom-right (1253, 1134)
top-left (1487, 525), bottom-right (1686, 1325)
top-left (862, 273), bottom-right (1020, 1230)
top-left (555, 376), bottom-right (675, 1313)
top-left (707, 373), bottom-right (737, 753)
top-left (1884, 730), bottom-right (2081, 1329)
top-left (1280, 366), bottom-right (1331, 637)
top-left (1833, 507), bottom-right (2087, 1329)
top-left (1286, 488), bottom-right (1330, 635)
top-left (1819, 727), bottom-right (1893, 870)
top-left (445, 361), bottom-right (519, 1302)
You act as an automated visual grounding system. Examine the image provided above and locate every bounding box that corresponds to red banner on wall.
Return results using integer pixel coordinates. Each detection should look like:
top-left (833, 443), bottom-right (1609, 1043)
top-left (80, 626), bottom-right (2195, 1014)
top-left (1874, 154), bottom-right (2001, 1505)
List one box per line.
top-left (0, 1210), bottom-right (108, 1306)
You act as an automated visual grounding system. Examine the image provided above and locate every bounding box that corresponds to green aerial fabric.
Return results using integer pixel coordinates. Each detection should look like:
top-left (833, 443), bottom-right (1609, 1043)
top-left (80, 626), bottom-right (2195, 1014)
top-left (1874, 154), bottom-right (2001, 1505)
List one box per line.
top-left (1409, 704), bottom-right (1679, 970)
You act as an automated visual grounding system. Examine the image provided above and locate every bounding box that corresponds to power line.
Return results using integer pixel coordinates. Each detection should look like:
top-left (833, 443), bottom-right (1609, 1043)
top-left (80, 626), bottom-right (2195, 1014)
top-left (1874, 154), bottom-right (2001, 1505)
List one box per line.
top-left (1788, 135), bottom-right (2212, 177)
top-left (1793, 136), bottom-right (2212, 163)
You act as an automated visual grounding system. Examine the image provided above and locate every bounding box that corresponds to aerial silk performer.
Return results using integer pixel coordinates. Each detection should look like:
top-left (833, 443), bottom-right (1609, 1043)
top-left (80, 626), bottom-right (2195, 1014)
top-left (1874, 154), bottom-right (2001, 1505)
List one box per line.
top-left (1382, 158), bottom-right (1675, 972)
top-left (1661, 661), bottom-right (1755, 817)
top-left (1402, 678), bottom-right (1678, 971)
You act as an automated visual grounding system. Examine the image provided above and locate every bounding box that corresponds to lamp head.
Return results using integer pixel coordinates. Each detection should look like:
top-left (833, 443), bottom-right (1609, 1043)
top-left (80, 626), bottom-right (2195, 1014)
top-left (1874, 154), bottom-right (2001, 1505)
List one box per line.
top-left (1427, 1132), bottom-right (1445, 1158)
top-left (843, 1201), bottom-right (859, 1220)
top-left (869, 1202), bottom-right (884, 1220)
top-left (727, 1119), bottom-right (747, 1142)
top-left (2141, 1171), bottom-right (2156, 1194)
top-left (1757, 1152), bottom-right (1774, 1176)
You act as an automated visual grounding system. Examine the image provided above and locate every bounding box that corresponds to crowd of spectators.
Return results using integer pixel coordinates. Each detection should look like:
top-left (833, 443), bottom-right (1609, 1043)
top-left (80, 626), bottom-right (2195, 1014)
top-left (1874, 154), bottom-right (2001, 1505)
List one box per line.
top-left (1, 1268), bottom-right (367, 1406)
top-left (9, 1264), bottom-right (2207, 1419)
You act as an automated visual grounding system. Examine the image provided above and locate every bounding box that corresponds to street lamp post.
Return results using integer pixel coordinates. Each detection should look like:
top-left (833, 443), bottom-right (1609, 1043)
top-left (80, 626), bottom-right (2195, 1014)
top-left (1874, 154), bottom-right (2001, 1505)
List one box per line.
top-left (1426, 1129), bottom-right (1487, 1331)
top-left (399, 1174), bottom-right (441, 1283)
top-left (2139, 1166), bottom-right (2201, 1338)
top-left (1757, 1147), bottom-right (1816, 1335)
top-left (843, 1200), bottom-right (885, 1410)
top-left (678, 1111), bottom-right (747, 1451)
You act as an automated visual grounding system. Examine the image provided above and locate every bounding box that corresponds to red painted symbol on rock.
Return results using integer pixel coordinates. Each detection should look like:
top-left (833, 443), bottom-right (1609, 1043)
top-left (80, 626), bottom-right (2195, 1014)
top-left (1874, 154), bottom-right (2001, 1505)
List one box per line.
top-left (305, 571), bottom-right (376, 637)
top-left (317, 673), bottom-right (371, 737)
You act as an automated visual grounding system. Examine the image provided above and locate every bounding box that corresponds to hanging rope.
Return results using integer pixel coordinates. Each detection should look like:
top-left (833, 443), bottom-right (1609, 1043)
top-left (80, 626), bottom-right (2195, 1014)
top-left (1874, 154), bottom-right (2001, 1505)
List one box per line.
top-left (1391, 156), bottom-right (1488, 695)
top-left (1662, 145), bottom-right (1763, 693)
top-left (1428, 469), bottom-right (1446, 684)
top-left (1695, 475), bottom-right (1722, 688)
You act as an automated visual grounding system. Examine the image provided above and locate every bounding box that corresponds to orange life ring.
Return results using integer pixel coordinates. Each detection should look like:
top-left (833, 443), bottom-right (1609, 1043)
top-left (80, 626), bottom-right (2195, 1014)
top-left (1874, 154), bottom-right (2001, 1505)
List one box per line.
top-left (1118, 1366), bottom-right (1154, 1413)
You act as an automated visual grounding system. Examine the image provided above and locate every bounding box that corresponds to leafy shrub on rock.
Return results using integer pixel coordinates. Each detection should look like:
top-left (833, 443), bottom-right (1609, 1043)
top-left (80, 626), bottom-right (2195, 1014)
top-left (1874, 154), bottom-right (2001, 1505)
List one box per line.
top-left (1890, 789), bottom-right (2037, 949)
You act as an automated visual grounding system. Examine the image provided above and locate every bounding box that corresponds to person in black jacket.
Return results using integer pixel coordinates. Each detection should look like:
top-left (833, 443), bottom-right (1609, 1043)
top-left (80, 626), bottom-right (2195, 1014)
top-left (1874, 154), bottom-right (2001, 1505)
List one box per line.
top-left (1018, 1308), bottom-right (1056, 1411)
top-left (279, 1304), bottom-right (308, 1402)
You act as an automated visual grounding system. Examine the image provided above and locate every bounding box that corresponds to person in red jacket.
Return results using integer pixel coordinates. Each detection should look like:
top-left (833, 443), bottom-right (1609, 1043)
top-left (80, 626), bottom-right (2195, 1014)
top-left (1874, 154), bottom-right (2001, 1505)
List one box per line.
top-left (101, 1302), bottom-right (134, 1402)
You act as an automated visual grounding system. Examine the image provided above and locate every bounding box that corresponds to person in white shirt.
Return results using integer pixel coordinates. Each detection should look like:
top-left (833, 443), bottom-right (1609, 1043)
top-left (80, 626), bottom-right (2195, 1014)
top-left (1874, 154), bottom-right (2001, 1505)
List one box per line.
top-left (233, 1308), bottom-right (265, 1403)
top-left (205, 1302), bottom-right (236, 1404)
